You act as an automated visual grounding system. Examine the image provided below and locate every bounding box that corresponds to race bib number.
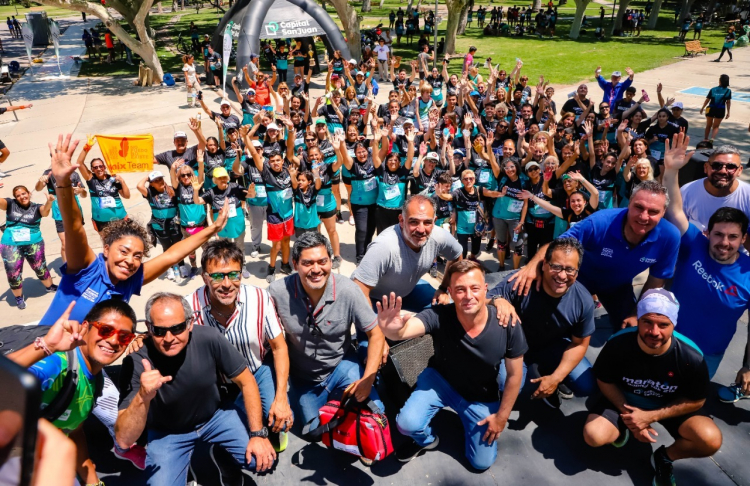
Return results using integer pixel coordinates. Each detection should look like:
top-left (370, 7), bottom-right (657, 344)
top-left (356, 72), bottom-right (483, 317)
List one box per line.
top-left (509, 199), bottom-right (524, 213)
top-left (535, 206), bottom-right (549, 215)
top-left (363, 178), bottom-right (377, 191)
top-left (12, 227), bottom-right (31, 242)
top-left (282, 188), bottom-right (293, 200)
top-left (384, 185), bottom-right (401, 200)
top-left (466, 211), bottom-right (476, 224)
top-left (99, 196), bottom-right (116, 209)
top-left (479, 170), bottom-right (490, 184)
top-left (317, 195), bottom-right (326, 207)
top-left (451, 179), bottom-right (463, 191)
top-left (254, 185), bottom-right (266, 198)
top-left (227, 204), bottom-right (237, 218)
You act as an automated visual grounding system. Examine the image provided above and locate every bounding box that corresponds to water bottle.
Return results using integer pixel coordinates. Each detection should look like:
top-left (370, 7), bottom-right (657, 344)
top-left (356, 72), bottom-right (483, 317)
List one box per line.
top-left (512, 231), bottom-right (519, 243)
top-left (196, 112), bottom-right (202, 128)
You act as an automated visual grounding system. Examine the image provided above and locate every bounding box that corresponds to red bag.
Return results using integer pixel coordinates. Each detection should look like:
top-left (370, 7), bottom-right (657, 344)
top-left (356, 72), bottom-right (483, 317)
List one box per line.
top-left (303, 398), bottom-right (394, 461)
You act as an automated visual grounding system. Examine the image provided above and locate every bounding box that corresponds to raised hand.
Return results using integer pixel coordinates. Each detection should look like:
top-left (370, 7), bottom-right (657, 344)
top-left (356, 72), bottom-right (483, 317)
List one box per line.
top-left (419, 141), bottom-right (428, 156)
top-left (49, 133), bottom-right (81, 185)
top-left (43, 301), bottom-right (87, 353)
top-left (663, 132), bottom-right (691, 171)
top-left (376, 292), bottom-right (405, 333)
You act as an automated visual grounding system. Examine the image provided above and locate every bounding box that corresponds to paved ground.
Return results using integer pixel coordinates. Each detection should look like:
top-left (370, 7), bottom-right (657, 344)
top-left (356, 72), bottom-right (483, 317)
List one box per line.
top-left (1, 18), bottom-right (749, 486)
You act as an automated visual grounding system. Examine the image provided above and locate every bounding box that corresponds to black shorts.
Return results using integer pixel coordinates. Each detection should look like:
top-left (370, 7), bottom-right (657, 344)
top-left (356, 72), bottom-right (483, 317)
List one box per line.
top-left (293, 59), bottom-right (306, 68)
top-left (318, 208), bottom-right (338, 219)
top-left (342, 175), bottom-right (352, 185)
top-left (588, 394), bottom-right (709, 439)
top-left (331, 173), bottom-right (341, 184)
top-left (54, 218), bottom-right (85, 234)
top-left (706, 107), bottom-right (725, 119)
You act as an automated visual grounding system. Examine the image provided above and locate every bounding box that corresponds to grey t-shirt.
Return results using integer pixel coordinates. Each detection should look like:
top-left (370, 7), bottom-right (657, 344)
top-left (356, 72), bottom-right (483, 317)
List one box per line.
top-left (269, 273), bottom-right (378, 383)
top-left (154, 144), bottom-right (199, 170)
top-left (351, 225), bottom-right (463, 301)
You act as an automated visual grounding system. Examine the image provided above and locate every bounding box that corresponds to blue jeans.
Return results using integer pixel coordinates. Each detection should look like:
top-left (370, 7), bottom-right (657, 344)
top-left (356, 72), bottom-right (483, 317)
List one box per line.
top-left (288, 353), bottom-right (384, 432)
top-left (704, 353), bottom-right (724, 379)
top-left (498, 339), bottom-right (596, 396)
top-left (145, 408), bottom-right (256, 486)
top-left (233, 363), bottom-right (290, 429)
top-left (396, 367), bottom-right (501, 471)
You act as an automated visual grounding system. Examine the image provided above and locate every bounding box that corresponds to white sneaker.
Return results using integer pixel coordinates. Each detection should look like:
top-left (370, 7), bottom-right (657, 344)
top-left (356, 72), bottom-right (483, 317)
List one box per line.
top-left (166, 267), bottom-right (176, 281)
top-left (250, 249), bottom-right (259, 258)
top-left (179, 265), bottom-right (190, 278)
top-left (0, 171), bottom-right (7, 178)
top-left (242, 269), bottom-right (251, 279)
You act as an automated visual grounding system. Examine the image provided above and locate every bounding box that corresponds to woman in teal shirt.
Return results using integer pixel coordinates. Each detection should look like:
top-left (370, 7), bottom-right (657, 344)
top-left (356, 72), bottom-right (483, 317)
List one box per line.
top-left (0, 186), bottom-right (56, 309)
top-left (76, 144), bottom-right (130, 235)
top-left (374, 128), bottom-right (415, 234)
top-left (171, 152), bottom-right (206, 276)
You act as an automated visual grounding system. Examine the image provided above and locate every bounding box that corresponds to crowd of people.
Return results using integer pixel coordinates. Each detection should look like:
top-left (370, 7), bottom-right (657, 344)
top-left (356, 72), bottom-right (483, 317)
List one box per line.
top-left (0, 23), bottom-right (749, 486)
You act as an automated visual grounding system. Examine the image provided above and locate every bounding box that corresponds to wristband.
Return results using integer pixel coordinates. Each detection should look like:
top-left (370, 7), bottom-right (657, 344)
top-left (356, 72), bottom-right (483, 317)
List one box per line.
top-left (33, 337), bottom-right (53, 356)
top-left (83, 144), bottom-right (92, 152)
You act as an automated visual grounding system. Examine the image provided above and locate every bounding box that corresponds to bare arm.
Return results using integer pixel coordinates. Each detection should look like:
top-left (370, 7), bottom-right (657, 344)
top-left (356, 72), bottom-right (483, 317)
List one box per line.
top-left (662, 134), bottom-right (690, 235)
top-left (116, 174), bottom-right (131, 199)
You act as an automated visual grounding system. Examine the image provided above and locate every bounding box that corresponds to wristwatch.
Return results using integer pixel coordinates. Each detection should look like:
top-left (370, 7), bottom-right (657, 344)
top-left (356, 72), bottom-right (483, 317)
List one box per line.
top-left (86, 481), bottom-right (105, 486)
top-left (249, 427), bottom-right (269, 439)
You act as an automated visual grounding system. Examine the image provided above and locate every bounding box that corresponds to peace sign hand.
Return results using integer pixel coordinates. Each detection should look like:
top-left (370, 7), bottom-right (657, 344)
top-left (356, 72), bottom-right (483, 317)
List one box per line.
top-left (43, 301), bottom-right (87, 353)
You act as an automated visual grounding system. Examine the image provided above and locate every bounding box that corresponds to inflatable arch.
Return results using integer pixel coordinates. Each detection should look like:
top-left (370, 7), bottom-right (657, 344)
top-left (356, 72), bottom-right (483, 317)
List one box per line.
top-left (211, 0), bottom-right (353, 80)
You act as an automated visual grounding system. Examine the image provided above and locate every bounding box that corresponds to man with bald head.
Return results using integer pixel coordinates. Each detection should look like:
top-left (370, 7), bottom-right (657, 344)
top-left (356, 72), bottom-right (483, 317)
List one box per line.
top-left (352, 194), bottom-right (464, 312)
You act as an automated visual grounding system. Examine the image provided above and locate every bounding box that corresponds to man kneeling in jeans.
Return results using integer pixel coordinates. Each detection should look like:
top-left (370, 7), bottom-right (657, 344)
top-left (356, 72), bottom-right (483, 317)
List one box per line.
top-left (583, 289), bottom-right (722, 486)
top-left (377, 260), bottom-right (526, 470)
top-left (488, 237), bottom-right (596, 408)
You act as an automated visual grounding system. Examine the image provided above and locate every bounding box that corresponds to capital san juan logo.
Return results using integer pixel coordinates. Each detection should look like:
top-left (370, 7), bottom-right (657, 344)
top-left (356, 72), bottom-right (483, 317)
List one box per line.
top-left (264, 20), bottom-right (318, 37)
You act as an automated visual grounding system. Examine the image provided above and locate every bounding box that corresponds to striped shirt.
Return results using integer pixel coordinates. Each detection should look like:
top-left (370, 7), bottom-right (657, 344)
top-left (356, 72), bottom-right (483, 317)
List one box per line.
top-left (187, 284), bottom-right (283, 373)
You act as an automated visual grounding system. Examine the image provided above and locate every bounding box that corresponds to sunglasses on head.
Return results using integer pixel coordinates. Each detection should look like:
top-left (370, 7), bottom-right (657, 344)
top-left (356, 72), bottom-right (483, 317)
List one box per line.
top-left (90, 321), bottom-right (136, 346)
top-left (149, 320), bottom-right (190, 338)
top-left (710, 162), bottom-right (740, 172)
top-left (205, 271), bottom-right (242, 283)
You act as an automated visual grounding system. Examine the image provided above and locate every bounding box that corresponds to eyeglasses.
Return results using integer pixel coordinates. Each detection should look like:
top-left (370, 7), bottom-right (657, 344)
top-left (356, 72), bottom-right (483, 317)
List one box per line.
top-left (205, 271), bottom-right (242, 282)
top-left (90, 321), bottom-right (136, 346)
top-left (709, 162), bottom-right (740, 173)
top-left (307, 313), bottom-right (323, 337)
top-left (547, 263), bottom-right (579, 276)
top-left (149, 320), bottom-right (190, 338)
top-left (498, 125), bottom-right (508, 129)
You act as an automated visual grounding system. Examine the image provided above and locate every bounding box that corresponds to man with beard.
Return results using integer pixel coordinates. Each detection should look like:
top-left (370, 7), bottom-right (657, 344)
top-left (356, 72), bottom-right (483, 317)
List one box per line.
top-left (510, 180), bottom-right (680, 331)
top-left (268, 233), bottom-right (389, 466)
top-left (488, 238), bottom-right (596, 408)
top-left (377, 260), bottom-right (526, 470)
top-left (352, 195), bottom-right (464, 312)
top-left (663, 133), bottom-right (750, 401)
top-left (679, 145), bottom-right (750, 247)
top-left (583, 289), bottom-right (722, 486)
top-left (187, 239), bottom-right (293, 451)
top-left (8, 299), bottom-right (138, 485)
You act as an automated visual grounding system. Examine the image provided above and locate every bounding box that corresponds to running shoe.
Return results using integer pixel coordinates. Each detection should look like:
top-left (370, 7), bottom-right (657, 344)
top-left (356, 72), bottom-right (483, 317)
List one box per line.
top-left (612, 421), bottom-right (630, 448)
top-left (718, 383), bottom-right (750, 403)
top-left (166, 267), bottom-right (176, 281)
top-left (15, 296), bottom-right (26, 310)
top-left (190, 266), bottom-right (200, 278)
top-left (360, 457), bottom-right (373, 467)
top-left (486, 238), bottom-right (495, 252)
top-left (651, 445), bottom-right (676, 486)
top-left (332, 255), bottom-right (342, 269)
top-left (557, 383), bottom-right (574, 399)
top-left (336, 212), bottom-right (344, 224)
top-left (0, 171), bottom-right (7, 178)
top-left (280, 262), bottom-right (293, 274)
top-left (266, 265), bottom-right (276, 283)
top-left (271, 431), bottom-right (288, 453)
top-left (250, 248), bottom-right (260, 258)
top-left (242, 268), bottom-right (251, 279)
top-left (45, 284), bottom-right (59, 293)
top-left (396, 436), bottom-right (440, 463)
top-left (114, 444), bottom-right (147, 470)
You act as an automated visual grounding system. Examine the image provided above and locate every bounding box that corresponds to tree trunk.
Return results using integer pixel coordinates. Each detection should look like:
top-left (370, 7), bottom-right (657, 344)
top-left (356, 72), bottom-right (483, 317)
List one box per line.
top-left (330, 0), bottom-right (361, 60)
top-left (406, 0), bottom-right (414, 14)
top-left (569, 0), bottom-right (589, 39)
top-left (678, 0), bottom-right (696, 24)
top-left (646, 0), bottom-right (664, 29)
top-left (157, 1), bottom-right (162, 13)
top-left (379, 0), bottom-right (385, 9)
top-left (457, 3), bottom-right (469, 34)
top-left (532, 0), bottom-right (540, 11)
top-left (362, 0), bottom-right (371, 13)
top-left (610, 0), bottom-right (631, 35)
top-left (444, 0), bottom-right (467, 54)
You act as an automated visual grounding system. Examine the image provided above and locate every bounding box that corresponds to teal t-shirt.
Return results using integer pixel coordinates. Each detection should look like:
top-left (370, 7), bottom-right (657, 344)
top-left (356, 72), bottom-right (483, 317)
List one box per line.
top-left (200, 183), bottom-right (247, 239)
top-left (376, 165), bottom-right (410, 209)
top-left (176, 183), bottom-right (207, 228)
top-left (86, 176), bottom-right (127, 223)
top-left (492, 176), bottom-right (527, 220)
top-left (294, 186), bottom-right (320, 229)
top-left (1, 198), bottom-right (43, 245)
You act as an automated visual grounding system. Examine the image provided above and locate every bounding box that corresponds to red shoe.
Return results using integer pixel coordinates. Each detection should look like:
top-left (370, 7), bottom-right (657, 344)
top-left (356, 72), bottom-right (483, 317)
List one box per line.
top-left (113, 444), bottom-right (146, 470)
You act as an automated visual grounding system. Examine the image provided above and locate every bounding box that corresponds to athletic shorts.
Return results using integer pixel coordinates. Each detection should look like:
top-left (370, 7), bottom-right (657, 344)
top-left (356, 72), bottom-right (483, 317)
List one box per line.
top-left (588, 394), bottom-right (709, 439)
top-left (318, 208), bottom-right (337, 220)
top-left (331, 173), bottom-right (341, 184)
top-left (342, 175), bottom-right (352, 185)
top-left (706, 107), bottom-right (725, 119)
top-left (54, 218), bottom-right (85, 234)
top-left (267, 217), bottom-right (294, 241)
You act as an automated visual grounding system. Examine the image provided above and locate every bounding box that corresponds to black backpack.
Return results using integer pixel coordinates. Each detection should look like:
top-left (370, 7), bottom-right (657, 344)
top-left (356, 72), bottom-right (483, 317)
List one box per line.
top-left (0, 325), bottom-right (104, 422)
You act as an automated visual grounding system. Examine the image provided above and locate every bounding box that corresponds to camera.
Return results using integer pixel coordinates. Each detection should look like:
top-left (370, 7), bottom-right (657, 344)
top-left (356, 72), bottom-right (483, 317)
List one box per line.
top-left (197, 91), bottom-right (203, 101)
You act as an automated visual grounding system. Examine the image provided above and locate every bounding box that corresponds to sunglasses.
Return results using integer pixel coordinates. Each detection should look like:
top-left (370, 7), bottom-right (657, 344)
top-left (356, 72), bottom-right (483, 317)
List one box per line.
top-left (92, 165), bottom-right (105, 170)
top-left (90, 321), bottom-right (136, 346)
top-left (180, 173), bottom-right (192, 178)
top-left (149, 320), bottom-right (189, 338)
top-left (307, 313), bottom-right (323, 337)
top-left (463, 177), bottom-right (475, 181)
top-left (205, 271), bottom-right (242, 282)
top-left (710, 162), bottom-right (740, 173)
top-left (305, 138), bottom-right (316, 143)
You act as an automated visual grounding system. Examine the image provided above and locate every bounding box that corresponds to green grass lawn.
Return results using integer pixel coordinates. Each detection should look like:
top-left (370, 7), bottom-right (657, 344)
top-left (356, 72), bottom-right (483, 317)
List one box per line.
top-left (0, 3), bottom-right (81, 19)
top-left (76, 0), bottom-right (727, 85)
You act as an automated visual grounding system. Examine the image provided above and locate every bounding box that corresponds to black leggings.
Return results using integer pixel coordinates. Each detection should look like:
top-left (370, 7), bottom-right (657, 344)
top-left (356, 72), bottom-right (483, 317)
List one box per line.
top-left (376, 206), bottom-right (401, 235)
top-left (718, 46), bottom-right (733, 61)
top-left (277, 68), bottom-right (287, 84)
top-left (524, 219), bottom-right (555, 261)
top-left (351, 203), bottom-right (377, 263)
top-left (457, 233), bottom-right (481, 258)
top-left (151, 220), bottom-right (185, 265)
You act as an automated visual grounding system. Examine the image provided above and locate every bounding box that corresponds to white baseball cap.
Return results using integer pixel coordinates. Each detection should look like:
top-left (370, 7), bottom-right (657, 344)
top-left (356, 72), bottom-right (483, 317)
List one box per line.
top-left (148, 170), bottom-right (165, 181)
top-left (402, 119), bottom-right (414, 126)
top-left (267, 122), bottom-right (280, 131)
top-left (173, 131), bottom-right (188, 139)
top-left (671, 101), bottom-right (684, 110)
top-left (220, 99), bottom-right (231, 107)
top-left (424, 152), bottom-right (439, 161)
top-left (611, 70), bottom-right (622, 77)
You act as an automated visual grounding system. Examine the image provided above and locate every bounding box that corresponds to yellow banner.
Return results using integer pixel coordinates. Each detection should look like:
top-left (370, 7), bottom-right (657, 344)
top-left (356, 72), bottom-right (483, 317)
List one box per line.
top-left (96, 134), bottom-right (154, 174)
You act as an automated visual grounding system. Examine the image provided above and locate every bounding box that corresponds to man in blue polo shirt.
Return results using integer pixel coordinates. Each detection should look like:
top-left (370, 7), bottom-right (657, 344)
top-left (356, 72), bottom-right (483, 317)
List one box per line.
top-left (510, 179), bottom-right (681, 331)
top-left (663, 132), bottom-right (750, 403)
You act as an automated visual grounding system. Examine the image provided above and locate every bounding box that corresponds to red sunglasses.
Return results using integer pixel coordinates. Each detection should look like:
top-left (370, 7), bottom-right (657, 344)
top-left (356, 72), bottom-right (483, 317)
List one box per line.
top-left (89, 321), bottom-right (136, 346)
